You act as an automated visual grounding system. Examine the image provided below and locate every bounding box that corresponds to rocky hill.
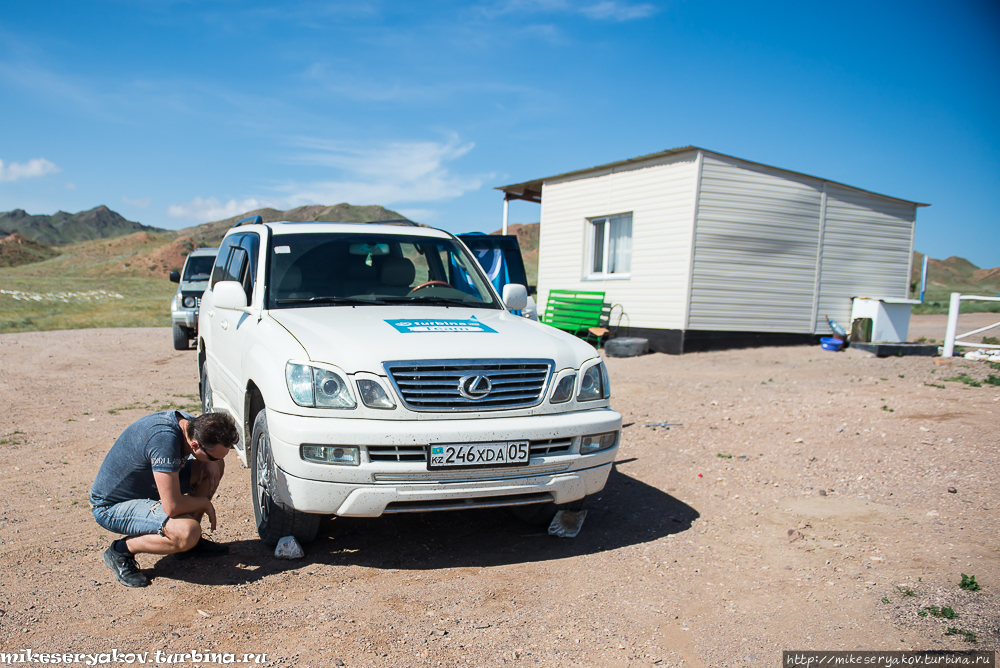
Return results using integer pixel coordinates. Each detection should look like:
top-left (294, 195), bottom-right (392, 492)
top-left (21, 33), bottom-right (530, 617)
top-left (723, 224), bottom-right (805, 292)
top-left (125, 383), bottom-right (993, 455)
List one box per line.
top-left (1, 203), bottom-right (412, 279)
top-left (0, 233), bottom-right (60, 268)
top-left (177, 203), bottom-right (410, 247)
top-left (911, 251), bottom-right (1000, 298)
top-left (0, 206), bottom-right (166, 245)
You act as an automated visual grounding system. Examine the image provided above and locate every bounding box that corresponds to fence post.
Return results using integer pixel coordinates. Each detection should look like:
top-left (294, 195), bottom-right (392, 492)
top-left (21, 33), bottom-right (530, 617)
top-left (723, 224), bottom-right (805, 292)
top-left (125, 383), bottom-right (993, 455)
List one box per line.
top-left (943, 292), bottom-right (961, 357)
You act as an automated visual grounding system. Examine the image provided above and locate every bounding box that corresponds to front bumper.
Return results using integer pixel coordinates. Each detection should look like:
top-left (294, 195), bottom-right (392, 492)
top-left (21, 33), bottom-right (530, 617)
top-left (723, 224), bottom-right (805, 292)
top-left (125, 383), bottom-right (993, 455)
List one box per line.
top-left (264, 406), bottom-right (621, 516)
top-left (171, 309), bottom-right (199, 329)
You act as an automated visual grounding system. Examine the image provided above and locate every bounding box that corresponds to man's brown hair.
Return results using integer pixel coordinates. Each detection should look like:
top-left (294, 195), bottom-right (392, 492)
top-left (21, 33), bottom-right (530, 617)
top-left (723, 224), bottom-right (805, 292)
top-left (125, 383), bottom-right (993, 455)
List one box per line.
top-left (186, 412), bottom-right (239, 450)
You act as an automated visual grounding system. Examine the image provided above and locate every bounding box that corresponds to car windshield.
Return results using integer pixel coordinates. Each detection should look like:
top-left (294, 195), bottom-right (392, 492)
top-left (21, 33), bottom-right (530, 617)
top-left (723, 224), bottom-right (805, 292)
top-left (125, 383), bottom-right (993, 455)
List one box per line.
top-left (266, 232), bottom-right (502, 310)
top-left (183, 255), bottom-right (215, 282)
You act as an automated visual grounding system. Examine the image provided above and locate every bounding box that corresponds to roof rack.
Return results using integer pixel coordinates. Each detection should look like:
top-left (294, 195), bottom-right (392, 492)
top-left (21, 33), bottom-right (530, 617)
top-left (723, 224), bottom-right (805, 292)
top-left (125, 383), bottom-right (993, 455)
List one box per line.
top-left (234, 215), bottom-right (263, 227)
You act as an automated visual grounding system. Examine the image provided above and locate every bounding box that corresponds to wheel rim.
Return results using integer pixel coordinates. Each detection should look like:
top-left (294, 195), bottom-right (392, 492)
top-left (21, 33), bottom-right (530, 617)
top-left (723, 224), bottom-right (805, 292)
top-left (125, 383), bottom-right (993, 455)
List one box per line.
top-left (201, 366), bottom-right (213, 413)
top-left (255, 431), bottom-right (272, 526)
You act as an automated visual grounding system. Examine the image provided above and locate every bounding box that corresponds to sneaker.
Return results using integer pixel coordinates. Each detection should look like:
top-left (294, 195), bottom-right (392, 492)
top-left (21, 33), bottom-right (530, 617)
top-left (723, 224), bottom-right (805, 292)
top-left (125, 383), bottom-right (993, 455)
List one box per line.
top-left (173, 537), bottom-right (230, 561)
top-left (102, 543), bottom-right (150, 588)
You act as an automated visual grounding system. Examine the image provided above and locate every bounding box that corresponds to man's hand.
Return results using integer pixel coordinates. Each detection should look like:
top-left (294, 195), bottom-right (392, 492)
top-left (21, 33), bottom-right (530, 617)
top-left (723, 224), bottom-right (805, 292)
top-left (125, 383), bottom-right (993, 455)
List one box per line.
top-left (154, 471), bottom-right (218, 528)
top-left (204, 500), bottom-right (217, 531)
top-left (193, 460), bottom-right (223, 497)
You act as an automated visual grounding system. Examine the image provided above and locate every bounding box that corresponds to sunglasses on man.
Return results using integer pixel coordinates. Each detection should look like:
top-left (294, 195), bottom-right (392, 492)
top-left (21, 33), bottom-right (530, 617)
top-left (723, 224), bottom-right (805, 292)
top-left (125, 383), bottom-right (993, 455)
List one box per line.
top-left (200, 444), bottom-right (230, 462)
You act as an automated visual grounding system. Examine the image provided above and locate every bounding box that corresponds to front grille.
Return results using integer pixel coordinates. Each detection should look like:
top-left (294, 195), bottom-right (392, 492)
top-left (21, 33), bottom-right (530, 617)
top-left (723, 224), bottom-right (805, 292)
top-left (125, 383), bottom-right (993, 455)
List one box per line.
top-left (384, 359), bottom-right (553, 411)
top-left (530, 438), bottom-right (573, 456)
top-left (368, 445), bottom-right (427, 462)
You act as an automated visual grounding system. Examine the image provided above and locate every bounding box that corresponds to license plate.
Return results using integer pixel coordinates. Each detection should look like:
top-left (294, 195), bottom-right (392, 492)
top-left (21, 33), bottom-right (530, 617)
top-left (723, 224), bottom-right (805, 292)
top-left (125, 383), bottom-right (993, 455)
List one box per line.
top-left (428, 441), bottom-right (530, 470)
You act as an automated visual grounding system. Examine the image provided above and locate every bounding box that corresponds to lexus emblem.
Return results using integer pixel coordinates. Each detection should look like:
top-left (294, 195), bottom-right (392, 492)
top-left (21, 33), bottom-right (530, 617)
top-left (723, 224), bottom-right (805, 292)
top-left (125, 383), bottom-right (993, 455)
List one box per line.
top-left (458, 374), bottom-right (493, 400)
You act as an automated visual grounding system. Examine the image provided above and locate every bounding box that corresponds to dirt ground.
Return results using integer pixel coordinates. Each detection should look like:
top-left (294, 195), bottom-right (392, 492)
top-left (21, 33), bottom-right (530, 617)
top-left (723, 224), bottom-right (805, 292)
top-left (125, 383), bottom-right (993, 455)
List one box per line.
top-left (1, 323), bottom-right (998, 667)
top-left (907, 312), bottom-right (1000, 345)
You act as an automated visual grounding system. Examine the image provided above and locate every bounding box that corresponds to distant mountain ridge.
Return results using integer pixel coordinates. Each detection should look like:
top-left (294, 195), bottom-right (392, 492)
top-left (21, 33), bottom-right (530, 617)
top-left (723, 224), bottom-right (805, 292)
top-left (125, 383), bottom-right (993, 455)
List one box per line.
top-left (0, 203), bottom-right (412, 277)
top-left (0, 206), bottom-right (166, 245)
top-left (911, 251), bottom-right (1000, 296)
top-left (177, 203), bottom-right (410, 247)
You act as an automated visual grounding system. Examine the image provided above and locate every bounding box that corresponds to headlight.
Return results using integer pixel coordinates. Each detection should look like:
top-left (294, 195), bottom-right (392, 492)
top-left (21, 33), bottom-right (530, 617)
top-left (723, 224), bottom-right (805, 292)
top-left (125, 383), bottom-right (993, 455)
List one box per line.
top-left (580, 431), bottom-right (618, 454)
top-left (182, 296), bottom-right (197, 308)
top-left (301, 445), bottom-right (360, 466)
top-left (357, 379), bottom-right (395, 409)
top-left (577, 363), bottom-right (607, 401)
top-left (550, 374), bottom-right (576, 403)
top-left (285, 363), bottom-right (356, 409)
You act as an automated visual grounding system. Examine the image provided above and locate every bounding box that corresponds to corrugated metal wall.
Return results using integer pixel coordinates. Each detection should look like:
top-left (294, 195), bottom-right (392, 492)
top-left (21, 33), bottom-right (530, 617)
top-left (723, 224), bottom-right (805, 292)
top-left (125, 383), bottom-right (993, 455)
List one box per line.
top-left (814, 184), bottom-right (916, 332)
top-left (537, 152), bottom-right (699, 331)
top-left (688, 154), bottom-right (823, 332)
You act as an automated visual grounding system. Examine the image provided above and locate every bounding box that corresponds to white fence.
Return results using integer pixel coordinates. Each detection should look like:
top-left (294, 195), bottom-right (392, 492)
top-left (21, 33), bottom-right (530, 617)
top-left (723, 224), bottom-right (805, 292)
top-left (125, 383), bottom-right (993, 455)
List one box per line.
top-left (942, 292), bottom-right (1000, 357)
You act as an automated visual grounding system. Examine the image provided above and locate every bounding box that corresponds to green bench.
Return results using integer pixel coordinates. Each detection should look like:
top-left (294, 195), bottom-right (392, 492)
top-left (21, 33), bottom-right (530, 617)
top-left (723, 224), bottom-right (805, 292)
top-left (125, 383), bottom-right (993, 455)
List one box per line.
top-left (541, 290), bottom-right (611, 344)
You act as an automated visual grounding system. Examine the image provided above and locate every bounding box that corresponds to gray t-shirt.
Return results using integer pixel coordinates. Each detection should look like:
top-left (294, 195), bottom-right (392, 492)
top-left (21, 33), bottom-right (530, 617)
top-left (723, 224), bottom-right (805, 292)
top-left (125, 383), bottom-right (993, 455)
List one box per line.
top-left (90, 410), bottom-right (194, 507)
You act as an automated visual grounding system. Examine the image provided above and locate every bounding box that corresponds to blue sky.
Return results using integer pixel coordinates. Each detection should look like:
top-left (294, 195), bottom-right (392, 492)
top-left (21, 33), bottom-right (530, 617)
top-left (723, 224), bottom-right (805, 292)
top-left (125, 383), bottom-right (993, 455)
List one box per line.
top-left (1, 0), bottom-right (998, 267)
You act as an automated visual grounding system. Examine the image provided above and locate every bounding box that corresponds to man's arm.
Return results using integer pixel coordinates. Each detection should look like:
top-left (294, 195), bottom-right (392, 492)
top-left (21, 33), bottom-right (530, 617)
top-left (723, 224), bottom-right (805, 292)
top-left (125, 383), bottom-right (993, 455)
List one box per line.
top-left (153, 471), bottom-right (217, 530)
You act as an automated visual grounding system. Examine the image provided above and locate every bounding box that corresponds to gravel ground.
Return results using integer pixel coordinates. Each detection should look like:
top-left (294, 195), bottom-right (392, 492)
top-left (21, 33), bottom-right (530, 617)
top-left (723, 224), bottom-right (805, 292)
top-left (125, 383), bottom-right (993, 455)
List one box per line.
top-left (0, 326), bottom-right (997, 667)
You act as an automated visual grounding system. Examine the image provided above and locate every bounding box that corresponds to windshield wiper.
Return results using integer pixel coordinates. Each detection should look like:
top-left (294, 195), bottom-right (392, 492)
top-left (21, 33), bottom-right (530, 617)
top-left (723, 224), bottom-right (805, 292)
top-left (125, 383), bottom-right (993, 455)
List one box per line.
top-left (276, 296), bottom-right (389, 306)
top-left (380, 296), bottom-right (494, 308)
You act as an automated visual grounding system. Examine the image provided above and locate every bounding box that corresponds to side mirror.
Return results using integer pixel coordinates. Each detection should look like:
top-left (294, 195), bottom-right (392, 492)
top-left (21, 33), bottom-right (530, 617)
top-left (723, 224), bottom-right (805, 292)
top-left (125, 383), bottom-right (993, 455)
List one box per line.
top-left (214, 281), bottom-right (249, 311)
top-left (502, 284), bottom-right (528, 311)
top-left (169, 271), bottom-right (180, 283)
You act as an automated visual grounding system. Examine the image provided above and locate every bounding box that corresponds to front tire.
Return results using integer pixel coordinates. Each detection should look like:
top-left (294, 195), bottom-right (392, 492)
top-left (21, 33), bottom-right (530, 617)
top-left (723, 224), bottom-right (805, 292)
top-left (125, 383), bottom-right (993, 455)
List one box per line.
top-left (172, 324), bottom-right (189, 350)
top-left (250, 410), bottom-right (321, 546)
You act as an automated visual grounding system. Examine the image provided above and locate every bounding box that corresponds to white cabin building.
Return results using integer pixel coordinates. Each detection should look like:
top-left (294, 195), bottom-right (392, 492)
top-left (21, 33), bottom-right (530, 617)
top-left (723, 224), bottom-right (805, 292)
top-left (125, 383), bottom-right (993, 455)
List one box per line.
top-left (496, 146), bottom-right (927, 354)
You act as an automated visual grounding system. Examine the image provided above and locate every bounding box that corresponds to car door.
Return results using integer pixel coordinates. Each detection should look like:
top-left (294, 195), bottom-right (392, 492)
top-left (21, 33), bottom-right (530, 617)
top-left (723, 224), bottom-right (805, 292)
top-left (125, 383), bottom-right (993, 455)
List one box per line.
top-left (206, 232), bottom-right (261, 415)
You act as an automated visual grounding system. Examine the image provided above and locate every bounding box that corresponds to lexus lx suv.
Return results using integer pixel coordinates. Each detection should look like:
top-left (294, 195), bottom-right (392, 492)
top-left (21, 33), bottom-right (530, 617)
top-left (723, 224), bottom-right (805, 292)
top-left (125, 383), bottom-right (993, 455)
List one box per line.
top-left (198, 217), bottom-right (621, 544)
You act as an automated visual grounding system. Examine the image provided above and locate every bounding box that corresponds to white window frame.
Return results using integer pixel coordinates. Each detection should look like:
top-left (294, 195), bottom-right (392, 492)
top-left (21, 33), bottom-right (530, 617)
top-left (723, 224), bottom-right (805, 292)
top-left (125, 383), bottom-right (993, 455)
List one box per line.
top-left (584, 212), bottom-right (632, 280)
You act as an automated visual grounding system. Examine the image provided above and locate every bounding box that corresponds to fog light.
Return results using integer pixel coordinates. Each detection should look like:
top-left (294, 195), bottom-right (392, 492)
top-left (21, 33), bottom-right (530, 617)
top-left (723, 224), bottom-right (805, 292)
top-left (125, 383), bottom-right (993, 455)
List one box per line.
top-left (580, 431), bottom-right (618, 454)
top-left (301, 445), bottom-right (360, 466)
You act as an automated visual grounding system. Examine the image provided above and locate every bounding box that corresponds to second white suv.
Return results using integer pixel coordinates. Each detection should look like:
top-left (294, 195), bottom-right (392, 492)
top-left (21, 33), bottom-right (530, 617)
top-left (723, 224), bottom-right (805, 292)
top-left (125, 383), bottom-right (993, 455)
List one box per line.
top-left (198, 218), bottom-right (621, 544)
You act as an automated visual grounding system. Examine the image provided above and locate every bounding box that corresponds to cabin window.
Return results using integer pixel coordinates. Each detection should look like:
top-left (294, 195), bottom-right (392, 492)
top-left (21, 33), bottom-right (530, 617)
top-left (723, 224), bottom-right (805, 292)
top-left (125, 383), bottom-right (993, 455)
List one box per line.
top-left (588, 213), bottom-right (632, 277)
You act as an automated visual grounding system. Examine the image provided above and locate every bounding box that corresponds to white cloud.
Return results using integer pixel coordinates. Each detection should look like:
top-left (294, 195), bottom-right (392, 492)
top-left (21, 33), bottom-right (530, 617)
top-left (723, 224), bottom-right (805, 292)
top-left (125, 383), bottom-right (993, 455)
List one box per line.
top-left (483, 0), bottom-right (657, 21)
top-left (579, 1), bottom-right (656, 21)
top-left (280, 135), bottom-right (488, 205)
top-left (166, 136), bottom-right (487, 223)
top-left (167, 196), bottom-right (270, 222)
top-left (395, 208), bottom-right (438, 222)
top-left (121, 195), bottom-right (151, 209)
top-left (0, 157), bottom-right (60, 183)
top-left (65, 182), bottom-right (77, 190)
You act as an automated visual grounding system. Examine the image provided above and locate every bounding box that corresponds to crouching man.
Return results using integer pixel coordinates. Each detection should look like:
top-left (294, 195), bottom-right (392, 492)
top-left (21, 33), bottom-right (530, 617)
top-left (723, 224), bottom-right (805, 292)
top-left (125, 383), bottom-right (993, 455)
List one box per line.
top-left (90, 410), bottom-right (240, 587)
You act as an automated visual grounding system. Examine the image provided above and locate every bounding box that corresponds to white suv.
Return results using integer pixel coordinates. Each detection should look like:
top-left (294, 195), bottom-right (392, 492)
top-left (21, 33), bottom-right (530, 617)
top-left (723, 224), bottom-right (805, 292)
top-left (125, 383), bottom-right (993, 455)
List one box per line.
top-left (169, 247), bottom-right (218, 350)
top-left (198, 218), bottom-right (621, 544)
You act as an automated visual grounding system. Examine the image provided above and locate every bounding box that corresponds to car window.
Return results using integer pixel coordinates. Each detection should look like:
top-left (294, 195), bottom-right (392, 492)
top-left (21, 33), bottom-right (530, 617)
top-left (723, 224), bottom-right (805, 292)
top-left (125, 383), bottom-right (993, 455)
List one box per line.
top-left (266, 232), bottom-right (500, 310)
top-left (182, 255), bottom-right (215, 282)
top-left (239, 234), bottom-right (260, 285)
top-left (210, 235), bottom-right (243, 289)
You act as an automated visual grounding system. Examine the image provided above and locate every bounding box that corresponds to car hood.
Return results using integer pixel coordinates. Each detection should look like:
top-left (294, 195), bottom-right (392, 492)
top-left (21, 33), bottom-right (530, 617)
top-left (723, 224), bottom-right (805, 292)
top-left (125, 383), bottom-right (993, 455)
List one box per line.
top-left (267, 306), bottom-right (596, 374)
top-left (179, 281), bottom-right (209, 293)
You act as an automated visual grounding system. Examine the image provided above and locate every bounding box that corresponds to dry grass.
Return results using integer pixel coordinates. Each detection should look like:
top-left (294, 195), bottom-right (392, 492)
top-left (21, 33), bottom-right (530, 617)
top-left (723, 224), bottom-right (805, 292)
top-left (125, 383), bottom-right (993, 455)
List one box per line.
top-left (0, 276), bottom-right (175, 334)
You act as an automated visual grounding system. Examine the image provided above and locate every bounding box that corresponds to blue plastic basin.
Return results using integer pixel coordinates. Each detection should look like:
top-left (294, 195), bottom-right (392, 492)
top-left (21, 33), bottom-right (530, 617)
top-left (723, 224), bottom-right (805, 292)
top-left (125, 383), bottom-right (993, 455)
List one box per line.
top-left (820, 337), bottom-right (843, 352)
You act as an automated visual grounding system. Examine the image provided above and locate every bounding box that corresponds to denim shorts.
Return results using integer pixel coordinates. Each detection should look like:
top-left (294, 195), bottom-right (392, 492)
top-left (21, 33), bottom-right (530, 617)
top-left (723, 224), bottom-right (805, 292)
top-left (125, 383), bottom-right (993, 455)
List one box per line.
top-left (91, 462), bottom-right (193, 536)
